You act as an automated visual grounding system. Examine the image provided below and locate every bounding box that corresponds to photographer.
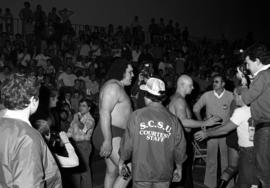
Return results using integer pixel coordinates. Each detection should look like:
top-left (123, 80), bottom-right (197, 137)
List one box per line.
top-left (237, 43), bottom-right (270, 187)
top-left (131, 62), bottom-right (154, 109)
top-left (34, 119), bottom-right (79, 168)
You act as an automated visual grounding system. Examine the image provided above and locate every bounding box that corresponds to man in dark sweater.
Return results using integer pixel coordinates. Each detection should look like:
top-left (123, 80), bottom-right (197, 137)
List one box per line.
top-left (119, 77), bottom-right (187, 188)
top-left (237, 43), bottom-right (270, 188)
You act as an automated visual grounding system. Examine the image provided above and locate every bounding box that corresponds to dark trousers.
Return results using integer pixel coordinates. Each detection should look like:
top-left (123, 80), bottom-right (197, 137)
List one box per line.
top-left (236, 147), bottom-right (258, 188)
top-left (71, 141), bottom-right (92, 188)
top-left (254, 127), bottom-right (270, 188)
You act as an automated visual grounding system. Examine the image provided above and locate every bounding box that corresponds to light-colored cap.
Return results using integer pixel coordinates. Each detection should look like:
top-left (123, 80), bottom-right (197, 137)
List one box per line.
top-left (140, 77), bottom-right (165, 96)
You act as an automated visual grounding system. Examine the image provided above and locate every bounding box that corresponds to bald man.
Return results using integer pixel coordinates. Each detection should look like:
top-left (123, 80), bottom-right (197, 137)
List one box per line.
top-left (168, 75), bottom-right (221, 188)
top-left (168, 75), bottom-right (220, 130)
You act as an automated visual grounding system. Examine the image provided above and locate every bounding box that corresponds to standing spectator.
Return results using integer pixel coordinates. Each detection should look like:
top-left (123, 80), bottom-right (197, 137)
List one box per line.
top-left (48, 7), bottom-right (61, 27)
top-left (34, 119), bottom-right (79, 168)
top-left (148, 18), bottom-right (159, 43)
top-left (19, 1), bottom-right (34, 35)
top-left (119, 77), bottom-right (187, 188)
top-left (182, 26), bottom-right (189, 42)
top-left (194, 87), bottom-right (259, 188)
top-left (237, 43), bottom-right (270, 187)
top-left (34, 4), bottom-right (47, 39)
top-left (68, 98), bottom-right (95, 188)
top-left (193, 74), bottom-right (234, 188)
top-left (59, 8), bottom-right (74, 24)
top-left (0, 73), bottom-right (62, 187)
top-left (4, 8), bottom-right (14, 35)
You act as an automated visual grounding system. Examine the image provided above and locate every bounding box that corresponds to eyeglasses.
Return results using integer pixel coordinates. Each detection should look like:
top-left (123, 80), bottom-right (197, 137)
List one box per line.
top-left (213, 80), bottom-right (220, 83)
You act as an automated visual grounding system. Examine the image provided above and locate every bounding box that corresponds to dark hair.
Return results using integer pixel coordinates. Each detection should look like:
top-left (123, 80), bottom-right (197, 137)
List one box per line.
top-left (144, 90), bottom-right (166, 103)
top-left (243, 43), bottom-right (270, 65)
top-left (106, 58), bottom-right (130, 81)
top-left (213, 74), bottom-right (225, 83)
top-left (79, 98), bottom-right (92, 108)
top-left (34, 119), bottom-right (50, 138)
top-left (1, 73), bottom-right (40, 110)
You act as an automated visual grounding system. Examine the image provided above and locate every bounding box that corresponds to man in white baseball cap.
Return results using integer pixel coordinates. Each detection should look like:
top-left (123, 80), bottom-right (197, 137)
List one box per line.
top-left (119, 77), bottom-right (187, 188)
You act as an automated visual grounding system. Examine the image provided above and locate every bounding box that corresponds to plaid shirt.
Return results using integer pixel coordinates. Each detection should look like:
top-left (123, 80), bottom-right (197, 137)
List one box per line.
top-left (68, 112), bottom-right (95, 142)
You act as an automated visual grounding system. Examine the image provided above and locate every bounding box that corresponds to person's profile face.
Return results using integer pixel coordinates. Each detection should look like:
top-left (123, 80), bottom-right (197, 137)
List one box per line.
top-left (49, 95), bottom-right (58, 108)
top-left (30, 97), bottom-right (39, 115)
top-left (186, 81), bottom-right (194, 94)
top-left (245, 56), bottom-right (258, 75)
top-left (122, 64), bottom-right (134, 86)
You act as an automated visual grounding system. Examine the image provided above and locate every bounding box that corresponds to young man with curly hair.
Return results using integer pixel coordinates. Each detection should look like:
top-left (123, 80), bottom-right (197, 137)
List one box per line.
top-left (0, 73), bottom-right (62, 188)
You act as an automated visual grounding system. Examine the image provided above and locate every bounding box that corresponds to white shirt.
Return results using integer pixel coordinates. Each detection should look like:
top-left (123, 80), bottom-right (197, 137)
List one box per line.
top-left (253, 64), bottom-right (270, 77)
top-left (55, 143), bottom-right (79, 168)
top-left (213, 89), bottom-right (225, 99)
top-left (230, 106), bottom-right (253, 147)
top-left (58, 72), bottom-right (77, 87)
top-left (35, 54), bottom-right (50, 68)
top-left (1, 109), bottom-right (31, 126)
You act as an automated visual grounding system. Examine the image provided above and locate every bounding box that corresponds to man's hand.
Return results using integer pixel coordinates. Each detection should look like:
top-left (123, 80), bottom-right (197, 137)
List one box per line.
top-left (118, 161), bottom-right (131, 180)
top-left (194, 130), bottom-right (208, 141)
top-left (100, 140), bottom-right (112, 158)
top-left (172, 168), bottom-right (182, 182)
top-left (236, 67), bottom-right (248, 86)
top-left (204, 115), bottom-right (222, 127)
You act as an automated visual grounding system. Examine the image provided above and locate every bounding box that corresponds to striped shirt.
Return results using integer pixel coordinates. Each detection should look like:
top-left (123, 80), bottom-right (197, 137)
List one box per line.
top-left (68, 112), bottom-right (95, 142)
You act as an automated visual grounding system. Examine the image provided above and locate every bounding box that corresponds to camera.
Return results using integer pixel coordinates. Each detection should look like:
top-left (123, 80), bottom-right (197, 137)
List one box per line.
top-left (49, 131), bottom-right (61, 148)
top-left (238, 63), bottom-right (249, 76)
top-left (140, 63), bottom-right (152, 79)
top-left (120, 164), bottom-right (131, 180)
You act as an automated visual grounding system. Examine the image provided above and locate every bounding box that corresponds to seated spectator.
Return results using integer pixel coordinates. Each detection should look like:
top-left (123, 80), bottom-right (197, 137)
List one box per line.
top-left (85, 73), bottom-right (99, 97)
top-left (58, 66), bottom-right (77, 88)
top-left (71, 90), bottom-right (83, 113)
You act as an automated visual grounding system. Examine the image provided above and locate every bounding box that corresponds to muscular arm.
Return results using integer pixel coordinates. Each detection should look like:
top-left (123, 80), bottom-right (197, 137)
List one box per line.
top-left (99, 83), bottom-right (120, 143)
top-left (172, 98), bottom-right (206, 128)
top-left (205, 120), bottom-right (237, 138)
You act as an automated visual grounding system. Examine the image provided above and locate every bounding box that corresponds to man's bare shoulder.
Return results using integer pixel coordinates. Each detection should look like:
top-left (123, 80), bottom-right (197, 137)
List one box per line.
top-left (100, 79), bottom-right (122, 94)
top-left (170, 94), bottom-right (187, 106)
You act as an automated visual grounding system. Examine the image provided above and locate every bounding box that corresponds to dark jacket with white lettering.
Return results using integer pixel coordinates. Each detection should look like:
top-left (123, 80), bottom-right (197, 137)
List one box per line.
top-left (120, 103), bottom-right (187, 182)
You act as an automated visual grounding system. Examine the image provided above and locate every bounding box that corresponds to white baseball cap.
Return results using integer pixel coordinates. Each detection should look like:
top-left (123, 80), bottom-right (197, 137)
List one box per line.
top-left (140, 77), bottom-right (165, 96)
